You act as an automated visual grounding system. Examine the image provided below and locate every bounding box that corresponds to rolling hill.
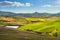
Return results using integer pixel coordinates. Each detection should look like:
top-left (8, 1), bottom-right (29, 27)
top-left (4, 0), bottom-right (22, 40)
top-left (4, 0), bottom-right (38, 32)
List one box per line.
top-left (0, 27), bottom-right (59, 40)
top-left (19, 18), bottom-right (60, 37)
top-left (0, 11), bottom-right (60, 40)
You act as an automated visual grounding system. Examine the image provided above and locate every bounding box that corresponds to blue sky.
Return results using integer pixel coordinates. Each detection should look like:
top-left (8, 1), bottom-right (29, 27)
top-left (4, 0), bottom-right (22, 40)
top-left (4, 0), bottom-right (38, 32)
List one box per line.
top-left (0, 0), bottom-right (60, 13)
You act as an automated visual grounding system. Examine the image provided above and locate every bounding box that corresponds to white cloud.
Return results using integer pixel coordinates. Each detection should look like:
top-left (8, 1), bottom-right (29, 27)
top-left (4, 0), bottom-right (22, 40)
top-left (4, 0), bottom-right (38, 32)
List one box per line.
top-left (25, 3), bottom-right (31, 6)
top-left (42, 4), bottom-right (52, 8)
top-left (52, 0), bottom-right (60, 7)
top-left (56, 0), bottom-right (60, 5)
top-left (12, 2), bottom-right (24, 7)
top-left (41, 0), bottom-right (60, 8)
top-left (0, 1), bottom-right (31, 7)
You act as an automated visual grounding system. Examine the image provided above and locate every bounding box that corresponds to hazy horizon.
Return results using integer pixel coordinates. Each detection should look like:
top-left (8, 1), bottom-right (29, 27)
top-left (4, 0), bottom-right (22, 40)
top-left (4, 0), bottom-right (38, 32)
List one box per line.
top-left (0, 10), bottom-right (60, 14)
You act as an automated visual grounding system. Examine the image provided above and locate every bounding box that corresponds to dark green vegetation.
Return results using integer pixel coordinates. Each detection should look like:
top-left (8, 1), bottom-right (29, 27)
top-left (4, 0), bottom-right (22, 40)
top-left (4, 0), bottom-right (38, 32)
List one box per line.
top-left (0, 27), bottom-right (59, 40)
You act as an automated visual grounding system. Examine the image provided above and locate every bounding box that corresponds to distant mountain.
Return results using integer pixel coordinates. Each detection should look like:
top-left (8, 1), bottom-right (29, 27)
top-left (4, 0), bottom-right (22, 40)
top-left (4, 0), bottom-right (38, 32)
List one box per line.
top-left (0, 11), bottom-right (60, 17)
top-left (0, 11), bottom-right (16, 17)
top-left (51, 13), bottom-right (60, 17)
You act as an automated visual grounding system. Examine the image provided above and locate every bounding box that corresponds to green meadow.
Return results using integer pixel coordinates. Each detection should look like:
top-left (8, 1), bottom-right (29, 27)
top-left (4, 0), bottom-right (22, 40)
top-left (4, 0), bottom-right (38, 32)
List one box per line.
top-left (19, 17), bottom-right (60, 37)
top-left (0, 17), bottom-right (60, 40)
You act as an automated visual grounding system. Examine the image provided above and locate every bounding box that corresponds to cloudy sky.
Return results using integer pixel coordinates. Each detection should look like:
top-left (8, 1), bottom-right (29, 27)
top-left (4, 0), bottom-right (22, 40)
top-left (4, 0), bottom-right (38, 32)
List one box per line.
top-left (0, 0), bottom-right (60, 13)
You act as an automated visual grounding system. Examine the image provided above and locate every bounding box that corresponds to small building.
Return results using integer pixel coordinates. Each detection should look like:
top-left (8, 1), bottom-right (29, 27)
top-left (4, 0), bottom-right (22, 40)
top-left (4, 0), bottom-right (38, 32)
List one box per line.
top-left (5, 24), bottom-right (23, 28)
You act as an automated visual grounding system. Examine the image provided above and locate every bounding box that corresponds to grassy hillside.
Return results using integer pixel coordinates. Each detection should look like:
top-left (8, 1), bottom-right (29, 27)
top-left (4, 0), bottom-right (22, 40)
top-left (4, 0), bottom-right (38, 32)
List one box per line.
top-left (0, 27), bottom-right (59, 40)
top-left (19, 17), bottom-right (60, 37)
top-left (0, 17), bottom-right (28, 26)
top-left (0, 17), bottom-right (60, 40)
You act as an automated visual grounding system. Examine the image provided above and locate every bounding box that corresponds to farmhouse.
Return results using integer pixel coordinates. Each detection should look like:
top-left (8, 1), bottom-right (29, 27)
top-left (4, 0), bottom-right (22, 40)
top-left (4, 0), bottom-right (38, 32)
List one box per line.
top-left (5, 24), bottom-right (23, 28)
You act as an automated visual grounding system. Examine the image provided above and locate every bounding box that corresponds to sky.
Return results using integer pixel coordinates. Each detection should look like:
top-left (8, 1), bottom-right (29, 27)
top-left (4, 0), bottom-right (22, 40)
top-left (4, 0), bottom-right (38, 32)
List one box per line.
top-left (0, 0), bottom-right (60, 13)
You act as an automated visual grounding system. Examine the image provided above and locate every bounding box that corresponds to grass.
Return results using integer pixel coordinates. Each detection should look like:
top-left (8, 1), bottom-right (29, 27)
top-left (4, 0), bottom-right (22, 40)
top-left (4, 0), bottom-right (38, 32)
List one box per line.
top-left (19, 18), bottom-right (60, 37)
top-left (0, 17), bottom-right (60, 40)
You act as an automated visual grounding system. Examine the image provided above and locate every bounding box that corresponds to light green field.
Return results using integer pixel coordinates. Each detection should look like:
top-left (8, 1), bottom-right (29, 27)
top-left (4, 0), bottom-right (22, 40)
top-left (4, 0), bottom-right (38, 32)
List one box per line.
top-left (19, 17), bottom-right (60, 37)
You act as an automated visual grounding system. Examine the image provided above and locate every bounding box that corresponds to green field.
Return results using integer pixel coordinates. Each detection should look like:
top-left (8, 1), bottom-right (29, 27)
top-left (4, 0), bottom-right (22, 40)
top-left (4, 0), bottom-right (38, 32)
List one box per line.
top-left (0, 17), bottom-right (60, 40)
top-left (19, 17), bottom-right (60, 37)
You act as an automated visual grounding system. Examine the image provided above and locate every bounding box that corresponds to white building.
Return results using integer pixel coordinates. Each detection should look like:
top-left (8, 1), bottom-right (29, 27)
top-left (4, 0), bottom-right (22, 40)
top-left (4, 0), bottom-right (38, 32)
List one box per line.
top-left (5, 24), bottom-right (23, 28)
top-left (6, 26), bottom-right (19, 28)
